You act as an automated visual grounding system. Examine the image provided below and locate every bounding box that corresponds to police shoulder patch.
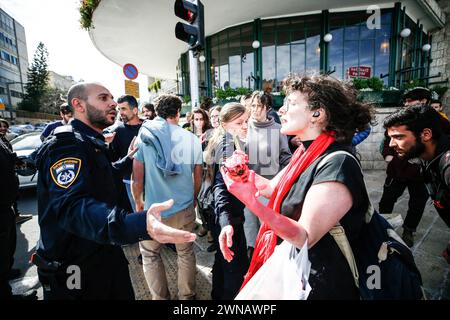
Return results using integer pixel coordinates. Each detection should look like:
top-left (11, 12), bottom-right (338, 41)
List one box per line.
top-left (50, 157), bottom-right (82, 189)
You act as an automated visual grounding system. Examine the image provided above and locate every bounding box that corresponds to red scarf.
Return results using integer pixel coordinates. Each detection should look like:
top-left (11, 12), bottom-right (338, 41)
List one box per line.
top-left (240, 132), bottom-right (336, 289)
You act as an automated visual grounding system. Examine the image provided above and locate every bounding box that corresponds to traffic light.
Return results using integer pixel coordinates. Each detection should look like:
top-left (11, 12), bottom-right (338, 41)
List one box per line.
top-left (174, 0), bottom-right (204, 52)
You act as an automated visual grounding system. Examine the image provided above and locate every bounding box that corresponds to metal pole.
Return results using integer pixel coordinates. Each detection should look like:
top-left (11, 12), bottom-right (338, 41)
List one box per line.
top-left (189, 50), bottom-right (199, 110)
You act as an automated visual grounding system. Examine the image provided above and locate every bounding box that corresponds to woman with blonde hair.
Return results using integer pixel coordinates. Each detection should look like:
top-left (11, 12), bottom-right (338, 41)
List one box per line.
top-left (204, 102), bottom-right (250, 300)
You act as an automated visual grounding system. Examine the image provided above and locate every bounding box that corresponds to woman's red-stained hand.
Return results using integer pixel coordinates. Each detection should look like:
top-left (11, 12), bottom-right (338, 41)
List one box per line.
top-left (220, 168), bottom-right (259, 208)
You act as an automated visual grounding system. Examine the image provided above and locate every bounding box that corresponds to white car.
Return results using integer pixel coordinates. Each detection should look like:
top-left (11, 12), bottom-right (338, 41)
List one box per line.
top-left (11, 132), bottom-right (41, 189)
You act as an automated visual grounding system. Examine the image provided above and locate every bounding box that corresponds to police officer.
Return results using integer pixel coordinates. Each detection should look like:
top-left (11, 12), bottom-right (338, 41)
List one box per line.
top-left (0, 123), bottom-right (37, 299)
top-left (384, 105), bottom-right (450, 264)
top-left (33, 82), bottom-right (196, 300)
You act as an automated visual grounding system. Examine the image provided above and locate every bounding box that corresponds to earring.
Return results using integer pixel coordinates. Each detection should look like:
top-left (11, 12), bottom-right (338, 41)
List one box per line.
top-left (312, 111), bottom-right (320, 117)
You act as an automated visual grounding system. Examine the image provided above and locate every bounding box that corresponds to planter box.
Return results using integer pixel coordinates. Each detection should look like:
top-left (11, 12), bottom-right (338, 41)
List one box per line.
top-left (217, 98), bottom-right (239, 106)
top-left (358, 91), bottom-right (403, 107)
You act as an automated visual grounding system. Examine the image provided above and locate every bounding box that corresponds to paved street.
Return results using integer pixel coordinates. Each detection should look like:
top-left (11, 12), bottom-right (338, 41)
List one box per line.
top-left (11, 169), bottom-right (450, 300)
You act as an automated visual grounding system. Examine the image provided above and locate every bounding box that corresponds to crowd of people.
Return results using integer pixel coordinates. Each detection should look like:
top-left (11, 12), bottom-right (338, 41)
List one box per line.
top-left (1, 75), bottom-right (449, 300)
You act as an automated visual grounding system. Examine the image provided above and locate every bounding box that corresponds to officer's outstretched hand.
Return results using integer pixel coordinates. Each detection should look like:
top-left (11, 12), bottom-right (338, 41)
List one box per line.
top-left (146, 199), bottom-right (196, 244)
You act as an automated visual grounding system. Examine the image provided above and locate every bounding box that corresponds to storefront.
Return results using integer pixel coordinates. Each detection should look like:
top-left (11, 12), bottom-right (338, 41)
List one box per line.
top-left (177, 4), bottom-right (432, 99)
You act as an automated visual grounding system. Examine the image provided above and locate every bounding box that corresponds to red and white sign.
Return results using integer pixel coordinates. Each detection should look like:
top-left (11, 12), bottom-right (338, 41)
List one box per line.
top-left (123, 63), bottom-right (139, 80)
top-left (347, 66), bottom-right (372, 79)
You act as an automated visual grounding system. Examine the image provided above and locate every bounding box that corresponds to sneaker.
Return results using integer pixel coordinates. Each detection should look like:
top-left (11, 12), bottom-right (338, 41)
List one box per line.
top-left (11, 290), bottom-right (37, 300)
top-left (7, 268), bottom-right (21, 280)
top-left (16, 214), bottom-right (33, 224)
top-left (442, 248), bottom-right (450, 265)
top-left (402, 229), bottom-right (414, 248)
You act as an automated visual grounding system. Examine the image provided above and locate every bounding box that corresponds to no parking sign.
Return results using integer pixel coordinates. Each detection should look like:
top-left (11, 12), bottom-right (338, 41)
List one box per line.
top-left (123, 63), bottom-right (139, 80)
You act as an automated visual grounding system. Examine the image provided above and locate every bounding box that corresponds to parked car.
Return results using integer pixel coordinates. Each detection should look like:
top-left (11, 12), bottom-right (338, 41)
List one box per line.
top-left (11, 131), bottom-right (41, 189)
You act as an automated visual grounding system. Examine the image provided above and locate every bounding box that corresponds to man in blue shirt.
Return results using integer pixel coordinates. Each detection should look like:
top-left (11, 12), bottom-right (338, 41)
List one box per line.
top-left (132, 94), bottom-right (203, 300)
top-left (40, 103), bottom-right (73, 141)
top-left (33, 83), bottom-right (196, 300)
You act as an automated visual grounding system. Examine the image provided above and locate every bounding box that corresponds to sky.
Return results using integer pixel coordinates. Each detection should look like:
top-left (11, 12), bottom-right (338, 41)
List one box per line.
top-left (1, 0), bottom-right (150, 102)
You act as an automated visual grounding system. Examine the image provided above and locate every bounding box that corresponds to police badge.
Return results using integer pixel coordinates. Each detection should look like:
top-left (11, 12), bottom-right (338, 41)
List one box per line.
top-left (50, 157), bottom-right (82, 189)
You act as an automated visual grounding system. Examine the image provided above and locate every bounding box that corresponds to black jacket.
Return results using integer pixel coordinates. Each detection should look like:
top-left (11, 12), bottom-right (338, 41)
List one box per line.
top-left (0, 138), bottom-right (18, 208)
top-left (422, 135), bottom-right (450, 227)
top-left (33, 119), bottom-right (149, 266)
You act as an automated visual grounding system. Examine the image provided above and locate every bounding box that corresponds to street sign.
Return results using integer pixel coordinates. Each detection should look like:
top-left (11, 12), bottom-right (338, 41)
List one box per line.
top-left (124, 80), bottom-right (140, 98)
top-left (123, 63), bottom-right (139, 80)
top-left (347, 66), bottom-right (372, 79)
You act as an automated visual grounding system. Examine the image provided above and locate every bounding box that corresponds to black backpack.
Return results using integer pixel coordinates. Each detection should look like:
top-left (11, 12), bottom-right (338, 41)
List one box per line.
top-left (319, 151), bottom-right (424, 300)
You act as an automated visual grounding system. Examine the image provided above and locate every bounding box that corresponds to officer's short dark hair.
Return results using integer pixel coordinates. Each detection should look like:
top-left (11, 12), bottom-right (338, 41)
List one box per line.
top-left (155, 94), bottom-right (182, 119)
top-left (59, 103), bottom-right (73, 114)
top-left (117, 95), bottom-right (138, 109)
top-left (67, 83), bottom-right (88, 108)
top-left (384, 105), bottom-right (442, 141)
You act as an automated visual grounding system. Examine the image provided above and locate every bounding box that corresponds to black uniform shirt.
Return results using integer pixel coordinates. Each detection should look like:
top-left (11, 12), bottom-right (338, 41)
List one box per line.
top-left (34, 119), bottom-right (150, 264)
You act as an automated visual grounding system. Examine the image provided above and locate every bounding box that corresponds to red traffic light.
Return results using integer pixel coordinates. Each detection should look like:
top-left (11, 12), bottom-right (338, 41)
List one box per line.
top-left (174, 0), bottom-right (197, 23)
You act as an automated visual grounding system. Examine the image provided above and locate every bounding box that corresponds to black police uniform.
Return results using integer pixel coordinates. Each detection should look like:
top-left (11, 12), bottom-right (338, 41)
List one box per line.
top-left (0, 137), bottom-right (19, 299)
top-left (33, 119), bottom-right (150, 300)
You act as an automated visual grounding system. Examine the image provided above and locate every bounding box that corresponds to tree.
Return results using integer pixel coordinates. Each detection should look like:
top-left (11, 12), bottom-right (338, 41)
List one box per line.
top-left (19, 42), bottom-right (49, 112)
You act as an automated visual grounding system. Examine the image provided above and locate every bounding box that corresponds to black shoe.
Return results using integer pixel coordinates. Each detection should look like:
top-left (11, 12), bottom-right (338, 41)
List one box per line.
top-left (207, 243), bottom-right (217, 252)
top-left (7, 268), bottom-right (21, 280)
top-left (11, 290), bottom-right (37, 300)
top-left (16, 214), bottom-right (33, 224)
top-left (137, 254), bottom-right (143, 265)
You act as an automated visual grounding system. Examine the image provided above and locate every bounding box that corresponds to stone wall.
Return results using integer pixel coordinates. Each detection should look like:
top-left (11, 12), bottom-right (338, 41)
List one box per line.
top-left (356, 107), bottom-right (399, 170)
top-left (430, 0), bottom-right (450, 109)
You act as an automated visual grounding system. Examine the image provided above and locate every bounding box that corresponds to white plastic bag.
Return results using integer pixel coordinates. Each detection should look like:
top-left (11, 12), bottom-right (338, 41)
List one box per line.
top-left (235, 240), bottom-right (312, 300)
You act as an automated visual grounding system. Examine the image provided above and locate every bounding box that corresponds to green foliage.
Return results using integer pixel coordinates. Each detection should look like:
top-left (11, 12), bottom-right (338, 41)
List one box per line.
top-left (430, 85), bottom-right (448, 100)
top-left (352, 78), bottom-right (369, 90)
top-left (352, 77), bottom-right (384, 91)
top-left (18, 42), bottom-right (49, 112)
top-left (148, 79), bottom-right (161, 93)
top-left (182, 95), bottom-right (191, 104)
top-left (366, 77), bottom-right (384, 91)
top-left (214, 87), bottom-right (252, 99)
top-left (403, 79), bottom-right (426, 90)
top-left (79, 0), bottom-right (101, 30)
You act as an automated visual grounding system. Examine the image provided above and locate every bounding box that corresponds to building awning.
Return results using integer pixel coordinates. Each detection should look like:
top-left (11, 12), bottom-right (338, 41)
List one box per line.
top-left (89, 0), bottom-right (444, 80)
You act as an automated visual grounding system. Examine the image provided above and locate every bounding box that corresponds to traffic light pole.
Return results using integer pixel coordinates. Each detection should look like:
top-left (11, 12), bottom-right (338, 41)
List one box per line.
top-left (189, 50), bottom-right (199, 110)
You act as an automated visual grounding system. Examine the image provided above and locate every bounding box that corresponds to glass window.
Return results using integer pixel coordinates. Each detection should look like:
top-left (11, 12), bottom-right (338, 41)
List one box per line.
top-left (261, 14), bottom-right (320, 91)
top-left (291, 44), bottom-right (305, 74)
top-left (329, 10), bottom-right (393, 84)
top-left (262, 32), bottom-right (276, 86)
top-left (276, 45), bottom-right (290, 84)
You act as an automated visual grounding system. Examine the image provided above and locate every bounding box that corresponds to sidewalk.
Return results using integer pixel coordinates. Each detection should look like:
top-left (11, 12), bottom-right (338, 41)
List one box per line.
top-left (11, 170), bottom-right (450, 299)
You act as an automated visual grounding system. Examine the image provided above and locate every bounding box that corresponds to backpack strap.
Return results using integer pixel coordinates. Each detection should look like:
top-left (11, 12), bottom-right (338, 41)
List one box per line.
top-left (317, 150), bottom-right (372, 289)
